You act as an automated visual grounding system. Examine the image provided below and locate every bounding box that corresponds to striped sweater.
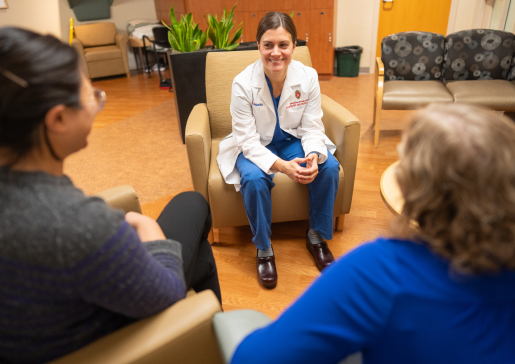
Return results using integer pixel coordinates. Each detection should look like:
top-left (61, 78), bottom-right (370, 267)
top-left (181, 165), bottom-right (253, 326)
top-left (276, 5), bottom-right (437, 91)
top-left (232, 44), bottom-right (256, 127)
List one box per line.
top-left (0, 168), bottom-right (186, 363)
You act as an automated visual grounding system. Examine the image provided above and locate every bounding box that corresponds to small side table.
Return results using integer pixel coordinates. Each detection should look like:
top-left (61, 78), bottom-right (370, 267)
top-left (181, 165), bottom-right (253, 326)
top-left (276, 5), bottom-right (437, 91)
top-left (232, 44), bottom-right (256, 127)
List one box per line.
top-left (380, 161), bottom-right (404, 216)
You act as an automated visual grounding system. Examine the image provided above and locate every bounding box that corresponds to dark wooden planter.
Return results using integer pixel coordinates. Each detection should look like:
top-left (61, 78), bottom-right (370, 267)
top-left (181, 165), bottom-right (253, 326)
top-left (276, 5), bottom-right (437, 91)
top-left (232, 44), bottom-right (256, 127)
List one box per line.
top-left (167, 40), bottom-right (306, 143)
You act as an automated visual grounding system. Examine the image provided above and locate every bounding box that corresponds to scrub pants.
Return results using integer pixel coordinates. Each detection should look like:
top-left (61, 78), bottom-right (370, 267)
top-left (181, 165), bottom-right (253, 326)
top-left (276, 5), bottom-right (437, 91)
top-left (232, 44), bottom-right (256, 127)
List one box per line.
top-left (235, 137), bottom-right (340, 251)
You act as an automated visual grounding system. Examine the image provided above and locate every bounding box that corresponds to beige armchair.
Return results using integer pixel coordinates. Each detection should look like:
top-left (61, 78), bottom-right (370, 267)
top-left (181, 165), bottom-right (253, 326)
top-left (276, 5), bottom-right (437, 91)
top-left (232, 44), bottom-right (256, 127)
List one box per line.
top-left (72, 22), bottom-right (130, 79)
top-left (185, 47), bottom-right (360, 242)
top-left (50, 185), bottom-right (223, 364)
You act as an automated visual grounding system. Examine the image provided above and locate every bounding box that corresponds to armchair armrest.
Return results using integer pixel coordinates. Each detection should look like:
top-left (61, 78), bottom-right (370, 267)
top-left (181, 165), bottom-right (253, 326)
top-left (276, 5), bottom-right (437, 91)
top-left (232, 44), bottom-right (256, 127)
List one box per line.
top-left (50, 290), bottom-right (223, 364)
top-left (213, 310), bottom-right (272, 364)
top-left (374, 57), bottom-right (385, 147)
top-left (185, 103), bottom-right (212, 202)
top-left (376, 57), bottom-right (384, 76)
top-left (321, 94), bottom-right (360, 215)
top-left (94, 185), bottom-right (142, 213)
top-left (115, 33), bottom-right (130, 75)
top-left (71, 38), bottom-right (90, 79)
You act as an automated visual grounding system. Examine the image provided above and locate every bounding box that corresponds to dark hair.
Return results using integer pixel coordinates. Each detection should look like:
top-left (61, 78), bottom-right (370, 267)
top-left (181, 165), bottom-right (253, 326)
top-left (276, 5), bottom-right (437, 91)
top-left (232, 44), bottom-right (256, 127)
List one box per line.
top-left (256, 12), bottom-right (297, 44)
top-left (0, 27), bottom-right (81, 165)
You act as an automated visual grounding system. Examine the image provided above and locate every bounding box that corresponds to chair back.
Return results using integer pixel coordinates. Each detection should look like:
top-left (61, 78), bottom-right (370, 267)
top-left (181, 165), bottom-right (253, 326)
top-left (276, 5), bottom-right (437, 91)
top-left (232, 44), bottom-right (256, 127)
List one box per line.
top-left (381, 31), bottom-right (446, 82)
top-left (205, 46), bottom-right (312, 139)
top-left (443, 29), bottom-right (515, 81)
top-left (152, 26), bottom-right (172, 49)
top-left (74, 22), bottom-right (117, 48)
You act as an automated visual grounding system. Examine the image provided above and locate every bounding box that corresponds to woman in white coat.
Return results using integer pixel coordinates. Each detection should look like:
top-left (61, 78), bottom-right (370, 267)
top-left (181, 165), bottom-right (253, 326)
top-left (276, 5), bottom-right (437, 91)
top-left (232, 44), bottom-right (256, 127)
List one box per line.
top-left (217, 12), bottom-right (340, 288)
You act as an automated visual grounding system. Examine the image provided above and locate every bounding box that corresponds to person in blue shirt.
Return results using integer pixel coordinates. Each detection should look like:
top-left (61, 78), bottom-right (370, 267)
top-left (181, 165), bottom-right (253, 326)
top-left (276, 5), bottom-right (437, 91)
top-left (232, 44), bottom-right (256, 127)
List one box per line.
top-left (230, 103), bottom-right (515, 363)
top-left (217, 12), bottom-right (340, 289)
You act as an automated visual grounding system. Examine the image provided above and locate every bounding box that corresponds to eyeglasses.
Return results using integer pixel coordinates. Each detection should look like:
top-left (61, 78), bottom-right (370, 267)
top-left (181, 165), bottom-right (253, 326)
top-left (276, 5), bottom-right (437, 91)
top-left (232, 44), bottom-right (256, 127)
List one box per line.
top-left (93, 88), bottom-right (106, 112)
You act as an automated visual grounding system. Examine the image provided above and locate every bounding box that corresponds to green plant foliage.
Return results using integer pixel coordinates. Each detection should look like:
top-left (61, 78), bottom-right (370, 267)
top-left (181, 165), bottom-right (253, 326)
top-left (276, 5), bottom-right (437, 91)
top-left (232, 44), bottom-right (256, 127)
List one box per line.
top-left (162, 4), bottom-right (208, 52)
top-left (205, 4), bottom-right (242, 51)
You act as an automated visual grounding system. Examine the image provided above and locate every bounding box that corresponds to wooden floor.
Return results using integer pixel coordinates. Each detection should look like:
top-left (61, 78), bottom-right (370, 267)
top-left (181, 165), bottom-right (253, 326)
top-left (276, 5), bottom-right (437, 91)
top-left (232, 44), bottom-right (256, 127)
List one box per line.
top-left (83, 69), bottom-right (406, 319)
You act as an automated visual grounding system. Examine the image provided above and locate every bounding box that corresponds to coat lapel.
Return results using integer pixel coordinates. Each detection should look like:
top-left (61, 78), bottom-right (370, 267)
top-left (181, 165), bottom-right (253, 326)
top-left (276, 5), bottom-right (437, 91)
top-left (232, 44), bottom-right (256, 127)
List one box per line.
top-left (251, 60), bottom-right (275, 116)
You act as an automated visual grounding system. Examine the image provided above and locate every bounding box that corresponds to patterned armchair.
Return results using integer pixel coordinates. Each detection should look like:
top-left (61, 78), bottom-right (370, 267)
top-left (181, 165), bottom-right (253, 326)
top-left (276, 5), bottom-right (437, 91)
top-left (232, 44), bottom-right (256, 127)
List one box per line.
top-left (374, 31), bottom-right (453, 148)
top-left (443, 29), bottom-right (515, 112)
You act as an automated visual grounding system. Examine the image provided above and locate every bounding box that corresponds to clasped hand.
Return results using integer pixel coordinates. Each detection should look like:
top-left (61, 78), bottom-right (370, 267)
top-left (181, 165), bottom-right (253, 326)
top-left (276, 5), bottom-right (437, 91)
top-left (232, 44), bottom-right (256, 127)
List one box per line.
top-left (273, 153), bottom-right (319, 184)
top-left (125, 212), bottom-right (166, 242)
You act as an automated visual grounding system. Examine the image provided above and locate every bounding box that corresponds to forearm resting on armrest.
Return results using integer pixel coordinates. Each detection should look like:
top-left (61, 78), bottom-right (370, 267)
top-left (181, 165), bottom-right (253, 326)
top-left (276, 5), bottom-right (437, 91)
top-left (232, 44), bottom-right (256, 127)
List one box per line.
top-left (50, 290), bottom-right (222, 364)
top-left (321, 94), bottom-right (360, 214)
top-left (185, 103), bottom-right (212, 202)
top-left (213, 310), bottom-right (272, 364)
top-left (94, 185), bottom-right (142, 214)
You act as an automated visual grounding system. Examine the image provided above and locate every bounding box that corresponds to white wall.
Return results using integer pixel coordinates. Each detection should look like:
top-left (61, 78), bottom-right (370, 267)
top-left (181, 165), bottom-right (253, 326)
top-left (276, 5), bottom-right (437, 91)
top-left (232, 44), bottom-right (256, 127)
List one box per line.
top-left (335, 0), bottom-right (375, 72)
top-left (451, 0), bottom-right (482, 32)
top-left (335, 0), bottom-right (482, 72)
top-left (58, 0), bottom-right (158, 70)
top-left (0, 0), bottom-right (62, 38)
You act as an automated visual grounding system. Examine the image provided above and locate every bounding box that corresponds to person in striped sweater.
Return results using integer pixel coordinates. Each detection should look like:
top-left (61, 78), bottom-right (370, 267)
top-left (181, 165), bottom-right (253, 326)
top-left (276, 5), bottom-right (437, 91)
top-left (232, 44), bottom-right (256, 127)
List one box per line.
top-left (0, 27), bottom-right (221, 363)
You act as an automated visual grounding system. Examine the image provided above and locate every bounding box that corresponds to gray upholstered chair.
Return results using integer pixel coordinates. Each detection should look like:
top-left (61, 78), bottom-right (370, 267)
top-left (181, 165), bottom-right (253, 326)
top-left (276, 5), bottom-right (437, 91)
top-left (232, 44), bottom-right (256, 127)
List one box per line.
top-left (443, 29), bottom-right (515, 111)
top-left (374, 31), bottom-right (453, 148)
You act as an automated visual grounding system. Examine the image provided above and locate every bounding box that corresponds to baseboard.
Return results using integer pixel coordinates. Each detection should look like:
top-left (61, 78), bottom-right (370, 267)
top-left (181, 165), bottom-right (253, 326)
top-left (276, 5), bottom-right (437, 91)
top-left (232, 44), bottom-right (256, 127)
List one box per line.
top-left (359, 67), bottom-right (370, 74)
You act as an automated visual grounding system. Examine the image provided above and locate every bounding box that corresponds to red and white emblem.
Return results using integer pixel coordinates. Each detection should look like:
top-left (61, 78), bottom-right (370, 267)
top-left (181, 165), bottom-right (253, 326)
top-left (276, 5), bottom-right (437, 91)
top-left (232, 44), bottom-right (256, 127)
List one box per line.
top-left (295, 90), bottom-right (301, 99)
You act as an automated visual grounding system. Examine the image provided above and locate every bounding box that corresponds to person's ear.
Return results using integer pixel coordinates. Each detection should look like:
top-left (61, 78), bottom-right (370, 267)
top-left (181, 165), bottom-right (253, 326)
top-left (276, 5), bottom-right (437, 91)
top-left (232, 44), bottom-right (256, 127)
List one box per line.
top-left (257, 41), bottom-right (260, 50)
top-left (44, 104), bottom-right (68, 134)
top-left (292, 41), bottom-right (296, 52)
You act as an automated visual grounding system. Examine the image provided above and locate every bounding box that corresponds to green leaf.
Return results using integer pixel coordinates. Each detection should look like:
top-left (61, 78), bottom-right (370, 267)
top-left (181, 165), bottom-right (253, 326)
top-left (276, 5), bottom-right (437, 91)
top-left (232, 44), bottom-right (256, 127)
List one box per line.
top-left (228, 26), bottom-right (242, 46)
top-left (290, 11), bottom-right (294, 18)
top-left (224, 42), bottom-right (239, 50)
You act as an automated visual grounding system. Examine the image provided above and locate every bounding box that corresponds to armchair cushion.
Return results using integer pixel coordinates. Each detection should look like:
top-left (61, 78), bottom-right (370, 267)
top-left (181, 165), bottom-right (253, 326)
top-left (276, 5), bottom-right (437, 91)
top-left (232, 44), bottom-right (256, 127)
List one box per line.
top-left (84, 45), bottom-right (123, 62)
top-left (383, 80), bottom-right (453, 109)
top-left (445, 79), bottom-right (515, 111)
top-left (443, 29), bottom-right (514, 81)
top-left (381, 31), bottom-right (446, 81)
top-left (74, 22), bottom-right (117, 47)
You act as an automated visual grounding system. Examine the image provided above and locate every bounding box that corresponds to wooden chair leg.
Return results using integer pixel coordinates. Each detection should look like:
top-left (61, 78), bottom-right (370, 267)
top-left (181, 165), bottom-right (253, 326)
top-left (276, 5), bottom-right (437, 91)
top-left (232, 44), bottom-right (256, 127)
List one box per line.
top-left (335, 214), bottom-right (345, 231)
top-left (208, 228), bottom-right (219, 245)
top-left (126, 72), bottom-right (131, 78)
top-left (208, 228), bottom-right (214, 245)
top-left (374, 102), bottom-right (382, 148)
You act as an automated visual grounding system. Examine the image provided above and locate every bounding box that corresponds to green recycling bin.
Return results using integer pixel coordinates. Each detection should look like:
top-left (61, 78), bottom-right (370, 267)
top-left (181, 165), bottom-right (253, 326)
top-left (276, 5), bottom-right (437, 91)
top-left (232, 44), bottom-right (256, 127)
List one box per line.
top-left (335, 46), bottom-right (363, 77)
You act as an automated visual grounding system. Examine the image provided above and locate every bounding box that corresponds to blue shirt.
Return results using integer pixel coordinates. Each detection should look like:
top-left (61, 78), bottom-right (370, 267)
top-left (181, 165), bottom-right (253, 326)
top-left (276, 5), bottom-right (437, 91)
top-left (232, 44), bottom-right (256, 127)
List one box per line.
top-left (265, 74), bottom-right (291, 142)
top-left (231, 237), bottom-right (515, 364)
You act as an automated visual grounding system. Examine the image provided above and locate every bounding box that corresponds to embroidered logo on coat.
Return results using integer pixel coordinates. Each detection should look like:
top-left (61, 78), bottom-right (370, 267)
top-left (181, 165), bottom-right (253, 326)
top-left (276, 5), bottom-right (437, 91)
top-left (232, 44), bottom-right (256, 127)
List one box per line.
top-left (295, 90), bottom-right (301, 99)
top-left (253, 102), bottom-right (263, 106)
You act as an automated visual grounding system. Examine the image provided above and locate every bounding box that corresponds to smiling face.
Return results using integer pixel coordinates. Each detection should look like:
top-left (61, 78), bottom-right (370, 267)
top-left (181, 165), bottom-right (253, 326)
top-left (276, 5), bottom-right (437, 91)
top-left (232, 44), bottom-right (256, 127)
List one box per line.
top-left (258, 26), bottom-right (296, 78)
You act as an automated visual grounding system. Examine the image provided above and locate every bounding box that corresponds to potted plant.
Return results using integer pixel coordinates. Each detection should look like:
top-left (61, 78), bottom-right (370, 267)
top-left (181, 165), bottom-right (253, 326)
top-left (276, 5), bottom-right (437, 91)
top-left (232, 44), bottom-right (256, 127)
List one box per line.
top-left (165, 3), bottom-right (259, 143)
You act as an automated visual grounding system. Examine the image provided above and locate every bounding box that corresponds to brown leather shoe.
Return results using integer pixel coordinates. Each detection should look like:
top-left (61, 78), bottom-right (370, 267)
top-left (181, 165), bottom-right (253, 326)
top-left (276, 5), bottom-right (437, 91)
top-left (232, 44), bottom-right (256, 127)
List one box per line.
top-left (256, 254), bottom-right (277, 289)
top-left (306, 230), bottom-right (335, 271)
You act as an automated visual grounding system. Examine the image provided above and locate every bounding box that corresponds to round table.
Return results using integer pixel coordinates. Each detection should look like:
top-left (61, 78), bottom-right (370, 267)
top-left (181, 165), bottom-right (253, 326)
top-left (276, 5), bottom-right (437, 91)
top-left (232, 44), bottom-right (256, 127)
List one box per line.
top-left (380, 161), bottom-right (404, 216)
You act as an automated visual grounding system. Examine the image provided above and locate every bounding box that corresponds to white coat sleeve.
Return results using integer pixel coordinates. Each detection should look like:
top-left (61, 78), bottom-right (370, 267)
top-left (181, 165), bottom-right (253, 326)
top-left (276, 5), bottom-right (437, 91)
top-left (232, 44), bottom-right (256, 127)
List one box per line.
top-left (296, 69), bottom-right (328, 163)
top-left (231, 80), bottom-right (279, 174)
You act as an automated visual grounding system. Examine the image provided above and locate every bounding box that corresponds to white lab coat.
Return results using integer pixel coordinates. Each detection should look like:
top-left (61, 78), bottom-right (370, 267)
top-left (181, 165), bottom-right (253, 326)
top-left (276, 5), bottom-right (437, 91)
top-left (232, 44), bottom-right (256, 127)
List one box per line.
top-left (217, 59), bottom-right (336, 191)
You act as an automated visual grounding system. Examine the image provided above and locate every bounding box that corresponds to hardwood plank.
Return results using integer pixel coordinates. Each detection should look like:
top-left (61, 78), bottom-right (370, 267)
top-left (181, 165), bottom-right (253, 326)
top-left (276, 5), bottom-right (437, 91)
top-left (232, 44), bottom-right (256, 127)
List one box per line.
top-left (85, 71), bottom-right (403, 319)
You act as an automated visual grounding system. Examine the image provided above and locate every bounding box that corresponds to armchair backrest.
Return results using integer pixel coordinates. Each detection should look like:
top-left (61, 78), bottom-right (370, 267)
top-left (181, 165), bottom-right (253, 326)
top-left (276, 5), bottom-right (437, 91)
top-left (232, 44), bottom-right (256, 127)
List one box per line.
top-left (443, 29), bottom-right (514, 81)
top-left (74, 22), bottom-right (117, 47)
top-left (205, 47), bottom-right (312, 139)
top-left (381, 31), bottom-right (446, 81)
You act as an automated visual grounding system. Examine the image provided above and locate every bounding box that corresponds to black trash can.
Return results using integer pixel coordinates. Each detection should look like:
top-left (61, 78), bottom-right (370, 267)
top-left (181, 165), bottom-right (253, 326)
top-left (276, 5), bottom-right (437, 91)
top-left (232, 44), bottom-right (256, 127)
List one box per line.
top-left (335, 46), bottom-right (363, 77)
